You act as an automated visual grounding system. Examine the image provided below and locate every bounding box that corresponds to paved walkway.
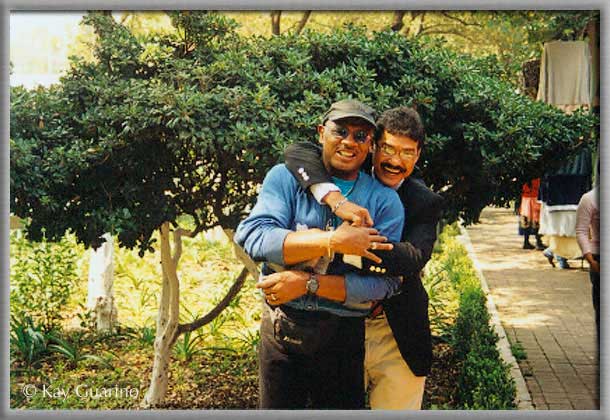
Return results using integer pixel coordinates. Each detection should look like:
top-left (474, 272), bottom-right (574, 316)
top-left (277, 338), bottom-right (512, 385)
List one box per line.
top-left (464, 207), bottom-right (599, 410)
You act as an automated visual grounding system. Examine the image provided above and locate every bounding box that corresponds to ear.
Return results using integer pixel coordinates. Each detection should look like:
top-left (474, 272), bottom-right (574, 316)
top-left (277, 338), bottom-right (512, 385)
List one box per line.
top-left (413, 147), bottom-right (422, 164)
top-left (317, 125), bottom-right (325, 144)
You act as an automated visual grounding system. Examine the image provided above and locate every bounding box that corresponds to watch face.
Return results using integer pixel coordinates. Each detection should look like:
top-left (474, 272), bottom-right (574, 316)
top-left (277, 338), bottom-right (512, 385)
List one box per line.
top-left (307, 277), bottom-right (319, 294)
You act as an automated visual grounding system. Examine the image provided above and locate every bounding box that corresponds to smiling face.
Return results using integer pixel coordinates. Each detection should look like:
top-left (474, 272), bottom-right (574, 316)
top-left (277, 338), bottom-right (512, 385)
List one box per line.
top-left (373, 131), bottom-right (421, 188)
top-left (318, 117), bottom-right (374, 180)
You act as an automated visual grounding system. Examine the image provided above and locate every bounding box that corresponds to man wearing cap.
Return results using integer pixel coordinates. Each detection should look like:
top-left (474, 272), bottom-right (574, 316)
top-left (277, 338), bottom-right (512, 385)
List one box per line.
top-left (260, 106), bottom-right (444, 409)
top-left (234, 99), bottom-right (405, 409)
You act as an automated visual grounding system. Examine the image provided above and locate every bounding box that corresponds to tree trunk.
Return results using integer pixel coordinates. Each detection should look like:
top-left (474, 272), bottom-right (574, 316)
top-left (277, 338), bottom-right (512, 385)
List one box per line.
top-left (224, 229), bottom-right (260, 279)
top-left (271, 11), bottom-right (281, 35)
top-left (87, 232), bottom-right (117, 332)
top-left (140, 225), bottom-right (260, 407)
top-left (390, 11), bottom-right (406, 32)
top-left (413, 12), bottom-right (426, 36)
top-left (178, 266), bottom-right (249, 335)
top-left (295, 11), bottom-right (311, 34)
top-left (141, 222), bottom-right (181, 408)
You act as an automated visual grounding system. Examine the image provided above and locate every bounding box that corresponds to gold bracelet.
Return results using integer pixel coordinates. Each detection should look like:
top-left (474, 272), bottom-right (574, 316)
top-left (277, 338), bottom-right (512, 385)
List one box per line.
top-left (327, 231), bottom-right (334, 258)
top-left (332, 198), bottom-right (348, 214)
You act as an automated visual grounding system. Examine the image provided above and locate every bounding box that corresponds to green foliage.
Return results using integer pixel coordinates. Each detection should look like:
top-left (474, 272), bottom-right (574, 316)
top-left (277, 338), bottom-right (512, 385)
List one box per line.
top-left (48, 333), bottom-right (113, 370)
top-left (75, 304), bottom-right (98, 331)
top-left (233, 329), bottom-right (260, 354)
top-left (512, 11), bottom-right (599, 44)
top-left (10, 231), bottom-right (260, 409)
top-left (139, 325), bottom-right (156, 346)
top-left (10, 11), bottom-right (598, 255)
top-left (10, 230), bottom-right (79, 332)
top-left (110, 227), bottom-right (260, 347)
top-left (422, 265), bottom-right (459, 337)
top-left (173, 330), bottom-right (205, 363)
top-left (13, 357), bottom-right (142, 409)
top-left (511, 342), bottom-right (527, 362)
top-left (457, 347), bottom-right (516, 410)
top-left (220, 11), bottom-right (598, 89)
top-left (434, 225), bottom-right (517, 410)
top-left (10, 315), bottom-right (54, 371)
top-left (452, 287), bottom-right (496, 361)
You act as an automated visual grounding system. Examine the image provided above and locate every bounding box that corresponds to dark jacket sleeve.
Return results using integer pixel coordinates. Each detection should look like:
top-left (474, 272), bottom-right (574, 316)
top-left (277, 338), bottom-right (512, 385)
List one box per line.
top-left (283, 142), bottom-right (332, 189)
top-left (285, 142), bottom-right (444, 278)
top-left (361, 179), bottom-right (444, 277)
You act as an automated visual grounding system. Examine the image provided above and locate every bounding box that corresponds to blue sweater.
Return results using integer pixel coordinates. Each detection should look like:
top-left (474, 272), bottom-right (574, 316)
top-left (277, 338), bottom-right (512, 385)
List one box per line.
top-left (235, 164), bottom-right (405, 317)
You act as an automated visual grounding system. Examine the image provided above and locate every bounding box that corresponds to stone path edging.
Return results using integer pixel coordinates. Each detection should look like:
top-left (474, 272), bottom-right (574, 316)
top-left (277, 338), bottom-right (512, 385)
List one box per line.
top-left (458, 224), bottom-right (534, 410)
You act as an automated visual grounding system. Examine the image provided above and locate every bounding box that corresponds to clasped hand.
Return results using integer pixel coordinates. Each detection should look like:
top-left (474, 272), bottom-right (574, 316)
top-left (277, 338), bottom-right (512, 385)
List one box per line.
top-left (256, 271), bottom-right (309, 306)
top-left (333, 200), bottom-right (374, 227)
top-left (330, 221), bottom-right (393, 264)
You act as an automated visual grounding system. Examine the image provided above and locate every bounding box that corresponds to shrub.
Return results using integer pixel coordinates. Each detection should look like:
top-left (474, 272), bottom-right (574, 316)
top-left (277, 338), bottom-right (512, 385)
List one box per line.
top-left (422, 264), bottom-right (459, 338)
top-left (10, 230), bottom-right (79, 332)
top-left (435, 225), bottom-right (516, 409)
top-left (452, 286), bottom-right (496, 360)
top-left (457, 347), bottom-right (516, 409)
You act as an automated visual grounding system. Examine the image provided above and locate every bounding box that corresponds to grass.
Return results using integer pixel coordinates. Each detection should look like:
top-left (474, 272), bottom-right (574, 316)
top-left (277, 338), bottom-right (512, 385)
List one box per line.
top-left (510, 342), bottom-right (527, 362)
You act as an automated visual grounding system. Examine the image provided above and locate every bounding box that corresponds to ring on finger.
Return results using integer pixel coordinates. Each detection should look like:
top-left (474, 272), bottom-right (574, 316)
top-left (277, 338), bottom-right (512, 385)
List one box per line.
top-left (370, 242), bottom-right (377, 250)
top-left (270, 293), bottom-right (278, 301)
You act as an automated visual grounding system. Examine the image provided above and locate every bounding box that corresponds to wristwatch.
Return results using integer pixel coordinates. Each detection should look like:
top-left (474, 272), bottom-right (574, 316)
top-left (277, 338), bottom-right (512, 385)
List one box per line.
top-left (306, 273), bottom-right (319, 295)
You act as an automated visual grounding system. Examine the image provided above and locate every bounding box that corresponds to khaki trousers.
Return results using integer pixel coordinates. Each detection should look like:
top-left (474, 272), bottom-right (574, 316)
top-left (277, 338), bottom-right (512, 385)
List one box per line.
top-left (364, 313), bottom-right (426, 410)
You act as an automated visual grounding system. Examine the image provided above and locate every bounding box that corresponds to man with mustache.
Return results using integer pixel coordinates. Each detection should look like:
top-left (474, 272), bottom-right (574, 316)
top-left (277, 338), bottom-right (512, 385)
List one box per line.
top-left (235, 99), bottom-right (406, 409)
top-left (260, 106), bottom-right (444, 409)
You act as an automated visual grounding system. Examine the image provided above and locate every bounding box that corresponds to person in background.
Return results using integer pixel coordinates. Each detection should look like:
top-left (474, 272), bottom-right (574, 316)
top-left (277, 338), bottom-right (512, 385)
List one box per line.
top-left (518, 178), bottom-right (546, 250)
top-left (575, 184), bottom-right (600, 346)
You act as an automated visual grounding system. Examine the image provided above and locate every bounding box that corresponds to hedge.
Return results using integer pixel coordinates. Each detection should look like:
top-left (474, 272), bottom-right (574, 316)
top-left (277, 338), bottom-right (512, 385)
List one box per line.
top-left (436, 226), bottom-right (516, 409)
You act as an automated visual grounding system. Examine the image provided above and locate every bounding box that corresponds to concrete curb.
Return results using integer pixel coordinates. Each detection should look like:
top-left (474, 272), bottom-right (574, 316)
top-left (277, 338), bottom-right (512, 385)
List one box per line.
top-left (458, 224), bottom-right (535, 410)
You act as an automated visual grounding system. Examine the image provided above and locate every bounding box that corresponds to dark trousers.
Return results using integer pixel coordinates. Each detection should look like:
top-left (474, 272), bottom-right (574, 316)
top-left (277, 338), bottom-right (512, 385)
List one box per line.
top-left (590, 254), bottom-right (600, 348)
top-left (258, 303), bottom-right (365, 409)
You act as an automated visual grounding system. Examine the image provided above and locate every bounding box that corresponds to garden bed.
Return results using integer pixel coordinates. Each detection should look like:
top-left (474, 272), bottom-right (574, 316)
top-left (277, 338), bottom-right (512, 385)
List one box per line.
top-left (10, 223), bottom-right (513, 410)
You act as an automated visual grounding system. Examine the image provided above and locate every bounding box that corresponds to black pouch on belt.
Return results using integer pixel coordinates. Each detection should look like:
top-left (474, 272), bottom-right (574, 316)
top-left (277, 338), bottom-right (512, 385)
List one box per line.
top-left (271, 305), bottom-right (339, 356)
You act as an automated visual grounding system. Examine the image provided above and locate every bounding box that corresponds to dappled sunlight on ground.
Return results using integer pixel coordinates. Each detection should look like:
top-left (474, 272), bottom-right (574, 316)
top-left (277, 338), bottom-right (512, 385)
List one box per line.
top-left (464, 207), bottom-right (598, 410)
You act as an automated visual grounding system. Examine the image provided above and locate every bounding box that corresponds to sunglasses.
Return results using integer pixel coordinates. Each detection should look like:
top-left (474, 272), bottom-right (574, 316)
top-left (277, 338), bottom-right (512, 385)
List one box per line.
top-left (325, 121), bottom-right (373, 144)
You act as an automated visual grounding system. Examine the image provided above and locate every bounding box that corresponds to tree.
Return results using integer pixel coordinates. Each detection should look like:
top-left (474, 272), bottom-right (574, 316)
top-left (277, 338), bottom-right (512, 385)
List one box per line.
top-left (295, 11), bottom-right (312, 35)
top-left (269, 10), bottom-right (311, 35)
top-left (270, 11), bottom-right (281, 35)
top-left (70, 10), bottom-right (595, 89)
top-left (10, 11), bottom-right (598, 407)
top-left (87, 232), bottom-right (117, 332)
top-left (390, 11), bottom-right (406, 32)
top-left (214, 11), bottom-right (598, 89)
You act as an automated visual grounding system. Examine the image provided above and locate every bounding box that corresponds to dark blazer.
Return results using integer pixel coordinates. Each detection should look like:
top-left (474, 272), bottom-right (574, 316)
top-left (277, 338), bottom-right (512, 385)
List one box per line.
top-left (284, 142), bottom-right (444, 376)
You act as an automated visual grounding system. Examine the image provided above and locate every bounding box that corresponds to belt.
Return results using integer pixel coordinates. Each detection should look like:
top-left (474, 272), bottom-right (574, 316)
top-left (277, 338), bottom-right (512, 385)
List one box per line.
top-left (367, 302), bottom-right (384, 319)
top-left (266, 301), bottom-right (333, 321)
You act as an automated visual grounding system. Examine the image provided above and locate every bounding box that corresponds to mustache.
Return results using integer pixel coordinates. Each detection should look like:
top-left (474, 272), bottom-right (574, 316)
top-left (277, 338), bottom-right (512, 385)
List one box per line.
top-left (381, 162), bottom-right (406, 173)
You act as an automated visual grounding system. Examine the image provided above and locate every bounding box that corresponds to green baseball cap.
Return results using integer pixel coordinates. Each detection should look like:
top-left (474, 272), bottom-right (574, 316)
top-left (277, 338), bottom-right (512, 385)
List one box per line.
top-left (321, 99), bottom-right (377, 128)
